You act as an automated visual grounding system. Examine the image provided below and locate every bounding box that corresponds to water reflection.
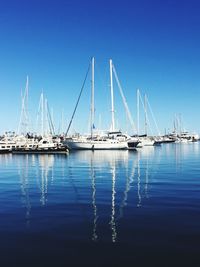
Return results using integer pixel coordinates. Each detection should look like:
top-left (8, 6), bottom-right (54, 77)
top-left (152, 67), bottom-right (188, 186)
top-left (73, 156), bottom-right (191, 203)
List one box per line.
top-left (137, 155), bottom-right (142, 208)
top-left (88, 151), bottom-right (120, 242)
top-left (18, 155), bottom-right (31, 227)
top-left (15, 154), bottom-right (58, 224)
top-left (38, 155), bottom-right (54, 206)
top-left (110, 164), bottom-right (117, 242)
top-left (0, 147), bottom-right (163, 241)
top-left (1, 144), bottom-right (200, 266)
top-left (78, 149), bottom-right (155, 242)
top-left (90, 156), bottom-right (98, 241)
top-left (145, 158), bottom-right (149, 199)
top-left (0, 153), bottom-right (12, 166)
top-left (118, 157), bottom-right (136, 220)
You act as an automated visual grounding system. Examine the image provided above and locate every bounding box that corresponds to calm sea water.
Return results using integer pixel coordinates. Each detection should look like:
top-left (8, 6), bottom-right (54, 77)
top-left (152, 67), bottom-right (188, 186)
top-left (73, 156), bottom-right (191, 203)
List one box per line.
top-left (0, 143), bottom-right (200, 266)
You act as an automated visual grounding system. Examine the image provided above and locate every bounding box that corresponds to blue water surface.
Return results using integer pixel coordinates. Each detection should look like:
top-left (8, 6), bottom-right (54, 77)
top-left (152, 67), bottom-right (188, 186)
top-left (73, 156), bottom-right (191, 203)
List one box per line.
top-left (0, 143), bottom-right (200, 266)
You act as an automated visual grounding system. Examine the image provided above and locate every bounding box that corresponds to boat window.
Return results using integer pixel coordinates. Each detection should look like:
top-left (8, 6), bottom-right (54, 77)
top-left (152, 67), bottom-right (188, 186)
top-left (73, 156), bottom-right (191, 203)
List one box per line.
top-left (2, 146), bottom-right (5, 148)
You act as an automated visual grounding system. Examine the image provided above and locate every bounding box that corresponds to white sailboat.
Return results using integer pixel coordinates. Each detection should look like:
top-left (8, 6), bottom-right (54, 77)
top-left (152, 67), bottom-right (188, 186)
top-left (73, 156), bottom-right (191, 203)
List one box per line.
top-left (0, 77), bottom-right (35, 152)
top-left (65, 58), bottom-right (137, 150)
top-left (136, 89), bottom-right (155, 147)
top-left (12, 92), bottom-right (67, 154)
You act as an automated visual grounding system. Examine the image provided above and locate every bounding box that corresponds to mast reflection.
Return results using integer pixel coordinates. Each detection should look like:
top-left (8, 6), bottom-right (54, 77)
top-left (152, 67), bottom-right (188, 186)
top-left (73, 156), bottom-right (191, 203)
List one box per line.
top-left (136, 152), bottom-right (142, 207)
top-left (86, 149), bottom-right (153, 242)
top-left (110, 164), bottom-right (117, 243)
top-left (85, 151), bottom-right (129, 242)
top-left (14, 147), bottom-right (158, 241)
top-left (118, 154), bottom-right (137, 220)
top-left (17, 154), bottom-right (55, 225)
top-left (90, 154), bottom-right (98, 241)
top-left (18, 155), bottom-right (31, 227)
top-left (38, 155), bottom-right (54, 206)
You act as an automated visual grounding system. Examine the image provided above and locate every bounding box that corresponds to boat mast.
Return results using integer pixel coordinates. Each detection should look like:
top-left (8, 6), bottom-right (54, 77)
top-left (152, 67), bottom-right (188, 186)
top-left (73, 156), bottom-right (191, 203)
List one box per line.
top-left (61, 109), bottom-right (64, 134)
top-left (45, 98), bottom-right (48, 136)
top-left (41, 92), bottom-right (44, 137)
top-left (91, 57), bottom-right (95, 138)
top-left (17, 76), bottom-right (29, 135)
top-left (179, 113), bottom-right (182, 135)
top-left (137, 89), bottom-right (140, 136)
top-left (25, 76), bottom-right (29, 134)
top-left (110, 59), bottom-right (115, 132)
top-left (144, 93), bottom-right (148, 136)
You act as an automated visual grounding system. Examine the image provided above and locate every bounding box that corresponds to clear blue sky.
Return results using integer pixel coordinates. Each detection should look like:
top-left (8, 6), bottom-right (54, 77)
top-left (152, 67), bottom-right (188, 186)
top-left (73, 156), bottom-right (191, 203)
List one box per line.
top-left (0, 0), bottom-right (200, 135)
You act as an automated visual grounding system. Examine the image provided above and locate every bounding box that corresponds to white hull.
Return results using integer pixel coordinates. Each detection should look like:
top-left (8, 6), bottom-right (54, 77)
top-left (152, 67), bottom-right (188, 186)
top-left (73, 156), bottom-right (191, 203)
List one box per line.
top-left (0, 135), bottom-right (60, 151)
top-left (137, 138), bottom-right (155, 147)
top-left (65, 140), bottom-right (128, 150)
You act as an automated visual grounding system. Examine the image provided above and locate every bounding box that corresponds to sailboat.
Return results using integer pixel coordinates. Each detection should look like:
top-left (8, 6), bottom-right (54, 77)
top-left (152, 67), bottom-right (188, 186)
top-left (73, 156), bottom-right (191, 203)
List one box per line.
top-left (0, 77), bottom-right (35, 153)
top-left (136, 89), bottom-right (155, 147)
top-left (64, 58), bottom-right (139, 150)
top-left (13, 92), bottom-right (68, 154)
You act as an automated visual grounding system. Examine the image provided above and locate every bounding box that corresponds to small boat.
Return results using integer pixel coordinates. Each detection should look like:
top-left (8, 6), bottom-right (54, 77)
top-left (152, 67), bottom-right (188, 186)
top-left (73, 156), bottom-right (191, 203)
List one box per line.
top-left (178, 132), bottom-right (199, 143)
top-left (127, 137), bottom-right (140, 150)
top-left (137, 136), bottom-right (155, 147)
top-left (0, 134), bottom-right (27, 153)
top-left (154, 136), bottom-right (176, 145)
top-left (12, 136), bottom-right (69, 154)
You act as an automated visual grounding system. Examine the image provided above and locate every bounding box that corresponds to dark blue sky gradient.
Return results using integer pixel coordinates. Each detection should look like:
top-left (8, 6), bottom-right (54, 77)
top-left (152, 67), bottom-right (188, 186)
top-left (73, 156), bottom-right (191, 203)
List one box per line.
top-left (0, 0), bottom-right (200, 134)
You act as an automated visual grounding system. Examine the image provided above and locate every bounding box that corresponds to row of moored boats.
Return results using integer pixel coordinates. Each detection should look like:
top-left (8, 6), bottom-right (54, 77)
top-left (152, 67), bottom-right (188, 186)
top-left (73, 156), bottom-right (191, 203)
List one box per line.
top-left (1, 58), bottom-right (199, 154)
top-left (0, 130), bottom-right (199, 154)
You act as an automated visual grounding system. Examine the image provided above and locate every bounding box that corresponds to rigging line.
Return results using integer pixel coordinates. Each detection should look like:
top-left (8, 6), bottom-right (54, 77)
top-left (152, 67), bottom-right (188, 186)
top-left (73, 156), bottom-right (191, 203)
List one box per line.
top-left (112, 64), bottom-right (137, 134)
top-left (146, 96), bottom-right (161, 136)
top-left (17, 89), bottom-right (25, 134)
top-left (138, 91), bottom-right (154, 136)
top-left (18, 78), bottom-right (29, 134)
top-left (66, 60), bottom-right (91, 136)
top-left (36, 93), bottom-right (43, 135)
top-left (47, 102), bottom-right (55, 135)
top-left (95, 61), bottom-right (109, 103)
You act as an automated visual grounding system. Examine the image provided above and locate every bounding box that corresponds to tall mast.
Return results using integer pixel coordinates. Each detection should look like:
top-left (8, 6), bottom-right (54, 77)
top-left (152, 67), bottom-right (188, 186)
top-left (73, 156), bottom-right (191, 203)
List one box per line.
top-left (25, 75), bottom-right (29, 133)
top-left (110, 59), bottom-right (115, 132)
top-left (61, 109), bottom-right (64, 134)
top-left (179, 113), bottom-right (182, 135)
top-left (17, 76), bottom-right (29, 135)
top-left (41, 92), bottom-right (44, 137)
top-left (91, 57), bottom-right (95, 138)
top-left (144, 93), bottom-right (148, 136)
top-left (173, 114), bottom-right (176, 133)
top-left (137, 89), bottom-right (140, 136)
top-left (45, 98), bottom-right (48, 136)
